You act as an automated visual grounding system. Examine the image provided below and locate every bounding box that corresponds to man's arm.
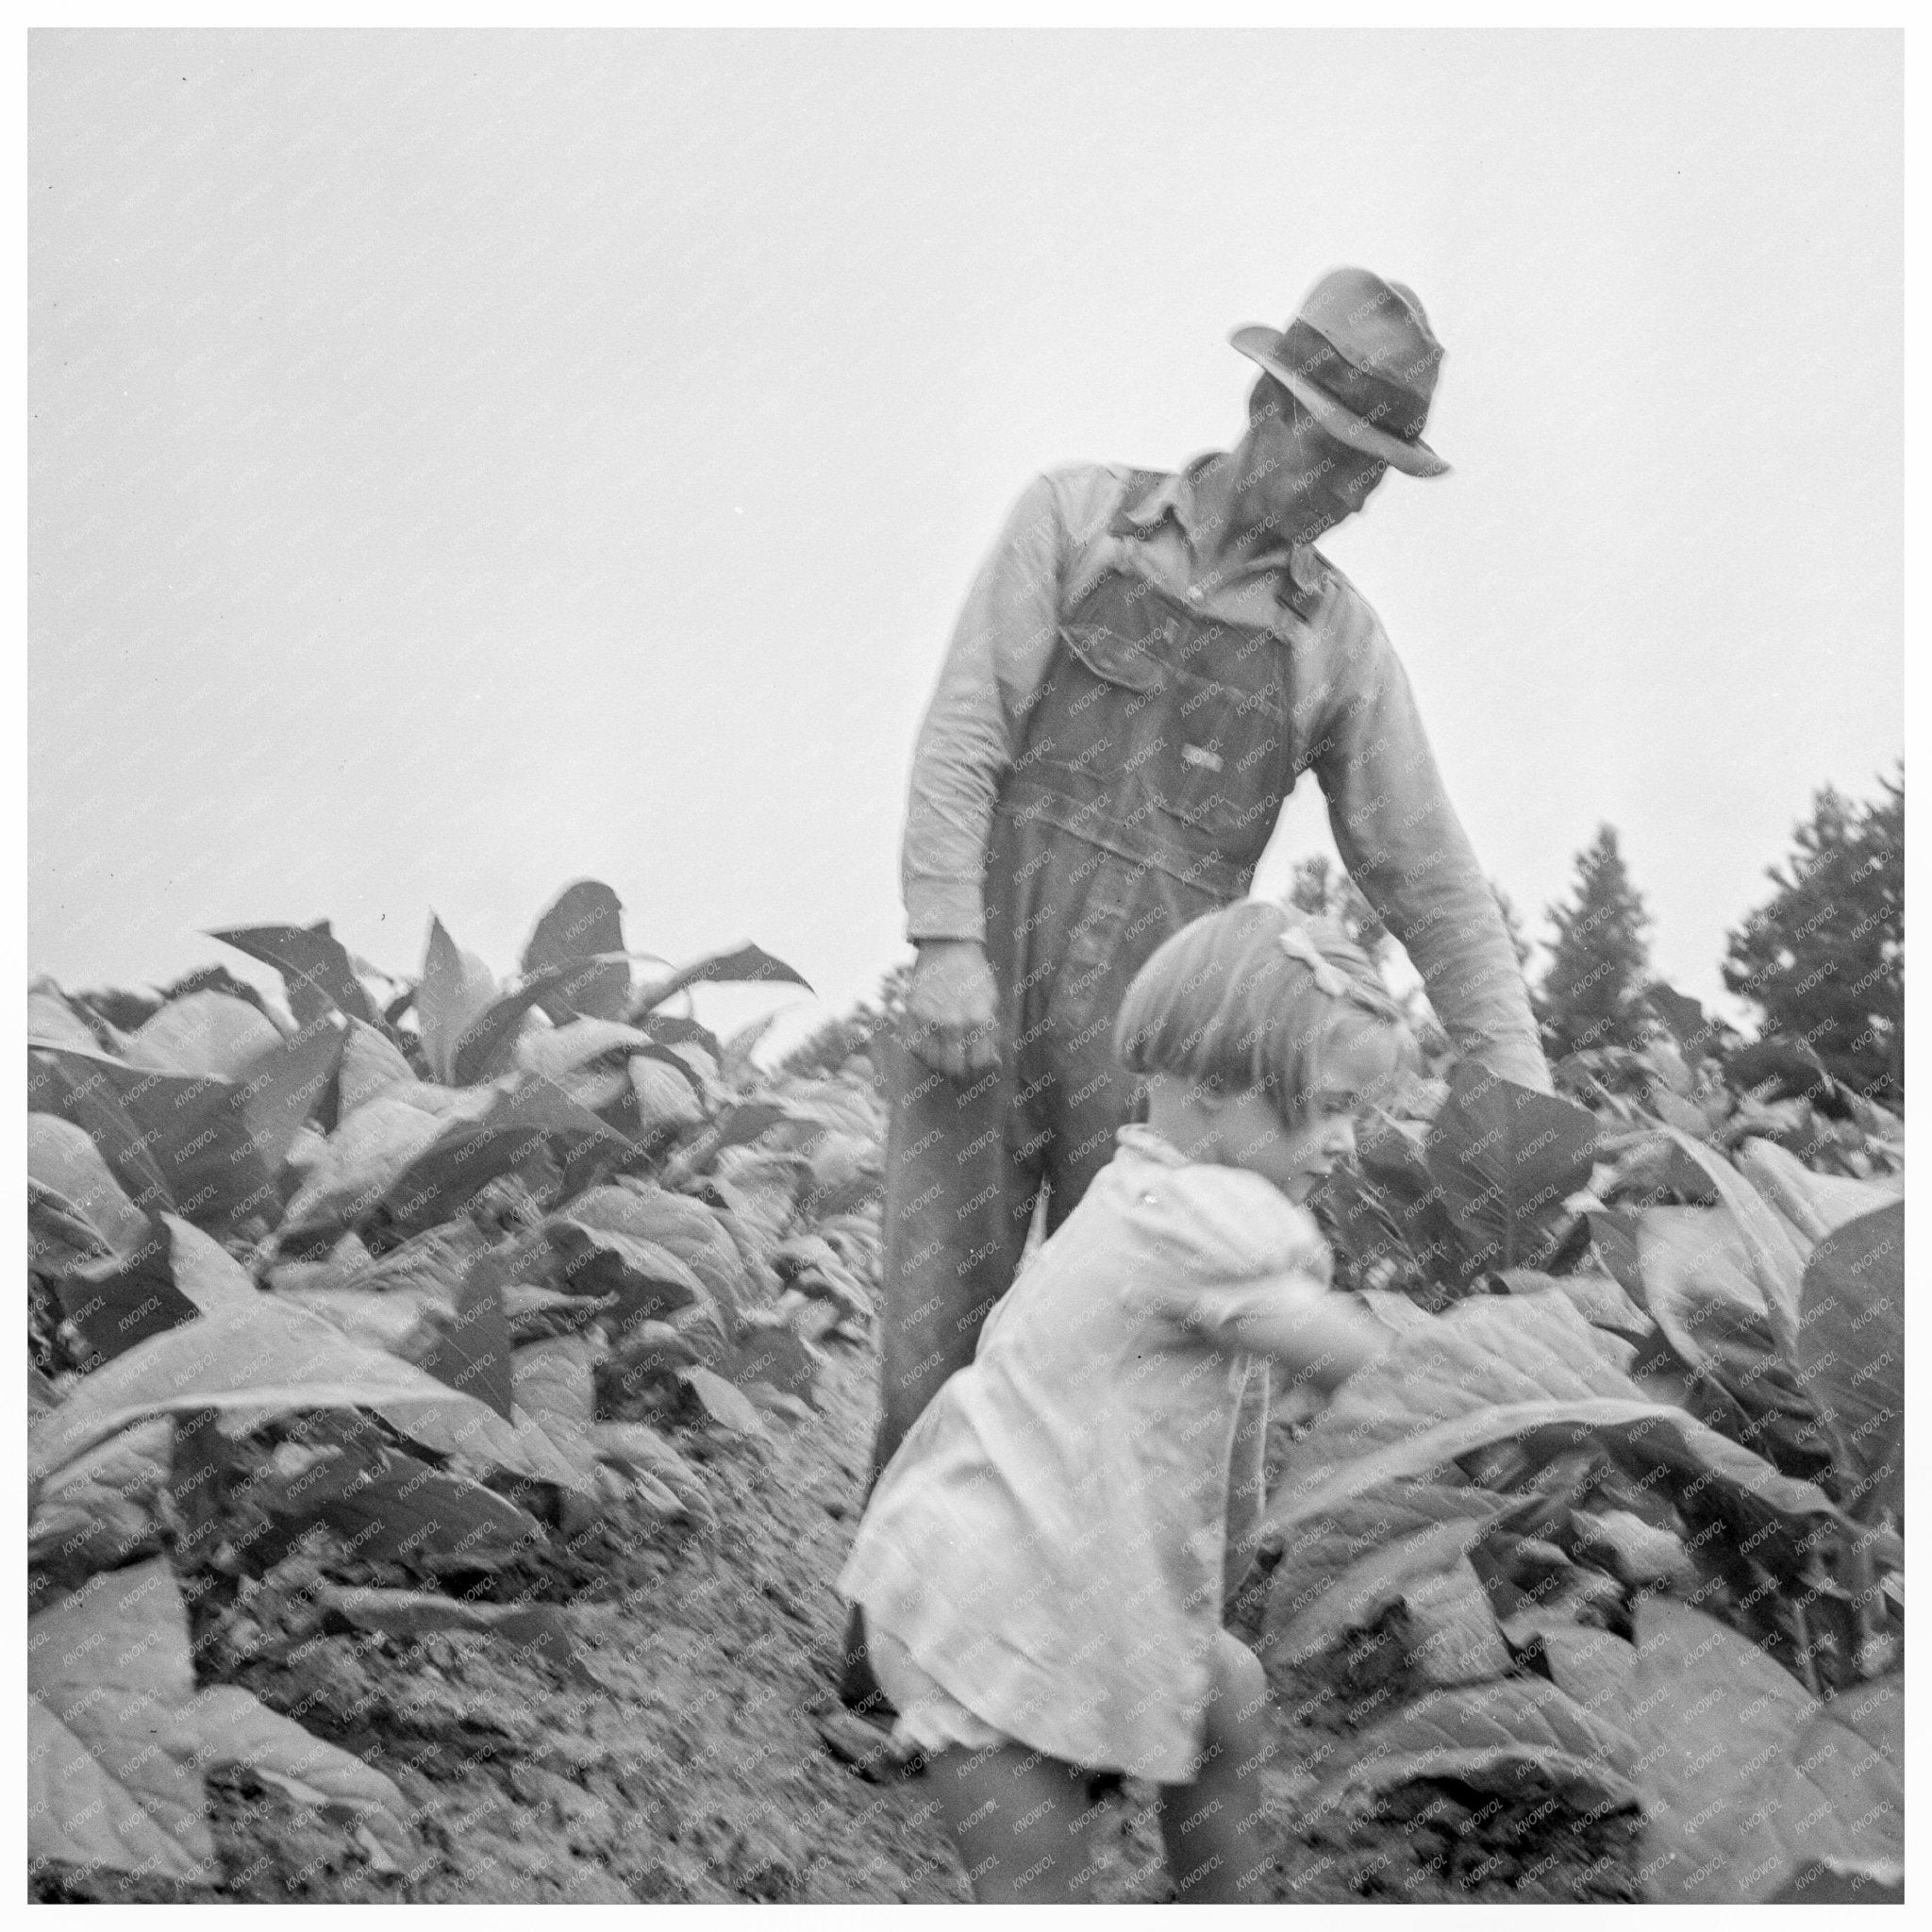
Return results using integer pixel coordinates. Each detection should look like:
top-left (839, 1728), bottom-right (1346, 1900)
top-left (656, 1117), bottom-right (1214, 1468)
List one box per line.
top-left (1307, 593), bottom-right (1553, 1092)
top-left (901, 473), bottom-right (1068, 943)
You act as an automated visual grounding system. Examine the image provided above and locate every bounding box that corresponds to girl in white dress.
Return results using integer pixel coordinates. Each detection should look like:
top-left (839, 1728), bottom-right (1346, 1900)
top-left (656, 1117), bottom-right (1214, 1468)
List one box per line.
top-left (838, 904), bottom-right (1412, 1902)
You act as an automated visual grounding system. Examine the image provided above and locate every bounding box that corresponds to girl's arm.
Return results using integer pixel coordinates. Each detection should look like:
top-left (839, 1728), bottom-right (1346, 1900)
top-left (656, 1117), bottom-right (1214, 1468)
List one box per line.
top-left (1174, 1270), bottom-right (1396, 1394)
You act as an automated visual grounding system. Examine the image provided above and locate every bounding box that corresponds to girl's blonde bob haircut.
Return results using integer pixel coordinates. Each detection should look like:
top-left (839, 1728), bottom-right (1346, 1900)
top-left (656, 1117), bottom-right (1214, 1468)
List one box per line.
top-left (1112, 902), bottom-right (1412, 1122)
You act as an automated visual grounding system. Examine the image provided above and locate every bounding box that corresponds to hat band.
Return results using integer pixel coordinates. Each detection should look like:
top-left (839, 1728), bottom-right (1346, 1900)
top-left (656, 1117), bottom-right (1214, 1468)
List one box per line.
top-left (1275, 316), bottom-right (1433, 445)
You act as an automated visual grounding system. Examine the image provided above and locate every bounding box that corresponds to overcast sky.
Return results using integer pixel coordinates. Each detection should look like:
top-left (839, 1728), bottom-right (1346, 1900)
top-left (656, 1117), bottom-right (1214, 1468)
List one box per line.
top-left (29, 29), bottom-right (1901, 1058)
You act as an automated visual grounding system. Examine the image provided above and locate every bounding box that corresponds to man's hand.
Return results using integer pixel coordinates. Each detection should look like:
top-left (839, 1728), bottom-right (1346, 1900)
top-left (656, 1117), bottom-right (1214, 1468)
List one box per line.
top-left (902, 939), bottom-right (1001, 1081)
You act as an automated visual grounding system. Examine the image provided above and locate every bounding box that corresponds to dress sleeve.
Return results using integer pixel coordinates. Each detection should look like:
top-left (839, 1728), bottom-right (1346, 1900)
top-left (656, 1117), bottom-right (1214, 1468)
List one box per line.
top-left (1119, 1162), bottom-right (1332, 1313)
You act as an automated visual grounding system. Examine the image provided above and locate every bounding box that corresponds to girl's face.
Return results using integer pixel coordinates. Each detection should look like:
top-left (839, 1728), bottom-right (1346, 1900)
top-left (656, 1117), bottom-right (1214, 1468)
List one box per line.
top-left (1207, 1026), bottom-right (1399, 1202)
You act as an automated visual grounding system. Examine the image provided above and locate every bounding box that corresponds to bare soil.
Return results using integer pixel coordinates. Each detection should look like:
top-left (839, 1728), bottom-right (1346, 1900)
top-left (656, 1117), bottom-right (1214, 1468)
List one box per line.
top-left (32, 1330), bottom-right (1641, 1905)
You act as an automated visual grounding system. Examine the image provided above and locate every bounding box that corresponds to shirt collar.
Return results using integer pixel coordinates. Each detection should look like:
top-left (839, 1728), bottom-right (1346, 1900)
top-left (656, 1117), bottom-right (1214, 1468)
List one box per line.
top-left (1116, 455), bottom-right (1328, 616)
top-left (1115, 1121), bottom-right (1191, 1168)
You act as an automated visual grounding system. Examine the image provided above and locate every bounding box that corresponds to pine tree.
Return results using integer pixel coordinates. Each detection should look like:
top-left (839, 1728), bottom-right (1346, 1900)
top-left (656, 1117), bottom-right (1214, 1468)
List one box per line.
top-left (1723, 765), bottom-right (1904, 1103)
top-left (1536, 825), bottom-right (1653, 1057)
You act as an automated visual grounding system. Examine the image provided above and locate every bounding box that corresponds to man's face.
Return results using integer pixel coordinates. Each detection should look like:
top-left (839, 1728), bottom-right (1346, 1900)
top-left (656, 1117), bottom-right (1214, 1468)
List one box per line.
top-left (1242, 391), bottom-right (1390, 544)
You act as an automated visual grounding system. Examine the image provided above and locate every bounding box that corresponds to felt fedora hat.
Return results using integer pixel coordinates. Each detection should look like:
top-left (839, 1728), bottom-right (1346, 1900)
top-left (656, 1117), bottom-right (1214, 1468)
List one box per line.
top-left (1231, 266), bottom-right (1450, 477)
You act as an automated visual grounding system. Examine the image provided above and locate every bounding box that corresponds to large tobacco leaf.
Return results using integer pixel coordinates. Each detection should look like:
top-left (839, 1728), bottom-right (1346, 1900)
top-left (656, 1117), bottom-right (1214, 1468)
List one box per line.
top-left (229, 1017), bottom-right (351, 1189)
top-left (410, 1242), bottom-right (519, 1422)
top-left (1264, 1507), bottom-right (1516, 1673)
top-left (1656, 1127), bottom-right (1807, 1355)
top-left (28, 1559), bottom-right (411, 1884)
top-left (417, 915), bottom-right (500, 1086)
top-left (508, 1332), bottom-right (706, 1529)
top-left (29, 1179), bottom-right (118, 1282)
top-left (1303, 1674), bottom-right (1641, 1820)
top-left (28, 1417), bottom-right (173, 1577)
top-left (507, 1016), bottom-right (646, 1094)
top-left (628, 1056), bottom-right (709, 1139)
top-left (447, 964), bottom-right (605, 1087)
top-left (1499, 1265), bottom-right (1654, 1347)
top-left (272, 1282), bottom-right (451, 1361)
top-left (28, 1023), bottom-right (345, 1232)
top-left (1357, 1120), bottom-right (1464, 1268)
top-left (1643, 981), bottom-right (1724, 1067)
top-left (678, 1363), bottom-right (771, 1439)
top-left (1735, 1137), bottom-right (1902, 1243)
top-left (336, 1019), bottom-right (418, 1115)
top-left (26, 1297), bottom-right (558, 1490)
top-left (637, 1011), bottom-right (724, 1065)
top-left (49, 1213), bottom-right (261, 1371)
top-left (632, 942), bottom-right (811, 1015)
top-left (1269, 1394), bottom-right (1841, 1558)
top-left (578, 1181), bottom-right (751, 1325)
top-left (521, 879), bottom-right (633, 1024)
top-left (510, 1332), bottom-right (598, 1453)
top-left (1634, 1206), bottom-right (1777, 1384)
top-left (665, 1103), bottom-right (798, 1192)
top-left (588, 1420), bottom-right (714, 1527)
top-left (52, 1221), bottom-right (199, 1367)
top-left (210, 921), bottom-right (380, 1029)
top-left (30, 1694), bottom-right (202, 1882)
top-left (1307, 1597), bottom-right (1904, 1903)
top-left (29, 1113), bottom-right (156, 1256)
top-left (373, 1078), bottom-right (638, 1241)
top-left (1261, 1292), bottom-right (1843, 1548)
top-left (545, 1218), bottom-right (708, 1330)
top-left (380, 1388), bottom-right (591, 1492)
top-left (28, 1046), bottom-right (175, 1216)
top-left (728, 1315), bottom-right (824, 1409)
top-left (1424, 1061), bottom-right (1598, 1275)
top-left (1791, 1671), bottom-right (1903, 1805)
top-left (1795, 1201), bottom-right (1904, 1524)
top-left (1539, 1601), bottom-right (1904, 1901)
top-left (29, 981), bottom-right (111, 1052)
top-left (279, 1091), bottom-right (454, 1239)
top-left (122, 991), bottom-right (284, 1080)
top-left (1633, 1208), bottom-right (1824, 1461)
top-left (1266, 1482), bottom-right (1514, 1637)
top-left (1274, 1291), bottom-right (1667, 1501)
top-left (252, 1421), bottom-right (545, 1574)
top-left (165, 1215), bottom-right (262, 1309)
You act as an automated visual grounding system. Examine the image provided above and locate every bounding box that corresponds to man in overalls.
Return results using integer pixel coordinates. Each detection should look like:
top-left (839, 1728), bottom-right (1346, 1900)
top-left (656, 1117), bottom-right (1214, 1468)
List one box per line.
top-left (841, 266), bottom-right (1550, 1712)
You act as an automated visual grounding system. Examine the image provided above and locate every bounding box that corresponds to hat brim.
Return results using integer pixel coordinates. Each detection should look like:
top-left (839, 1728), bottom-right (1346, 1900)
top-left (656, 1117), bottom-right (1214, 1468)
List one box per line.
top-left (1230, 325), bottom-right (1451, 478)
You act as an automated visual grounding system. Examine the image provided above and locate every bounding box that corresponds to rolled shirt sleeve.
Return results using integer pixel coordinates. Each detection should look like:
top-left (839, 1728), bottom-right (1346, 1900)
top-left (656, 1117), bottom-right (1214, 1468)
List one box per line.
top-left (900, 473), bottom-right (1068, 943)
top-left (1307, 591), bottom-right (1553, 1093)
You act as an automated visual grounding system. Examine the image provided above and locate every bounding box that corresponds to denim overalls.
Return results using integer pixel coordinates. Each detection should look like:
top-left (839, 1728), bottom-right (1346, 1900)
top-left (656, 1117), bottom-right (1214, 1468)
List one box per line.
top-left (872, 470), bottom-right (1304, 1483)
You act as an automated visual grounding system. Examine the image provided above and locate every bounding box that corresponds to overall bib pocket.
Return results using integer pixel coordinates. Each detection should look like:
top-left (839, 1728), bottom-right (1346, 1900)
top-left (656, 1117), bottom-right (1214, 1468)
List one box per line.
top-left (1157, 667), bottom-right (1290, 839)
top-left (1025, 619), bottom-right (1168, 789)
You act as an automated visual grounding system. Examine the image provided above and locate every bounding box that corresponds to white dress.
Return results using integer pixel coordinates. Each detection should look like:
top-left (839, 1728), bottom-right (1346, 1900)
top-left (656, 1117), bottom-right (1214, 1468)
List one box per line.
top-left (838, 1124), bottom-right (1328, 1783)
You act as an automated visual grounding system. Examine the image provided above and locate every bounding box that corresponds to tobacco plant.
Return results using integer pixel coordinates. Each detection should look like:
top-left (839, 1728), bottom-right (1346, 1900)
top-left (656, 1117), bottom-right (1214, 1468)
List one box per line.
top-left (28, 881), bottom-right (884, 1888)
top-left (1267, 1008), bottom-right (1904, 1902)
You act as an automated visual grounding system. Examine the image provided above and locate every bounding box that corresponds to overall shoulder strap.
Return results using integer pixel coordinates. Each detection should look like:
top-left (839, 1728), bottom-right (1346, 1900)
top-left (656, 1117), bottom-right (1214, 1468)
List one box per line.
top-left (1107, 467), bottom-right (1172, 536)
top-left (1059, 468), bottom-right (1171, 616)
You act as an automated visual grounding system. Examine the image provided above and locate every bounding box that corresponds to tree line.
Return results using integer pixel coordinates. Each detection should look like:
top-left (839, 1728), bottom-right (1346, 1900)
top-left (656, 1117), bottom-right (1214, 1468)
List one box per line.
top-left (1530, 764), bottom-right (1902, 1105)
top-left (781, 763), bottom-right (1903, 1108)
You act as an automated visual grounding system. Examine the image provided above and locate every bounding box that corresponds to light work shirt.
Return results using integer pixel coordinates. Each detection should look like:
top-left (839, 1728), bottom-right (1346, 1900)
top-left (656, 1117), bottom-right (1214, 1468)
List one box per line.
top-left (899, 457), bottom-right (1550, 1091)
